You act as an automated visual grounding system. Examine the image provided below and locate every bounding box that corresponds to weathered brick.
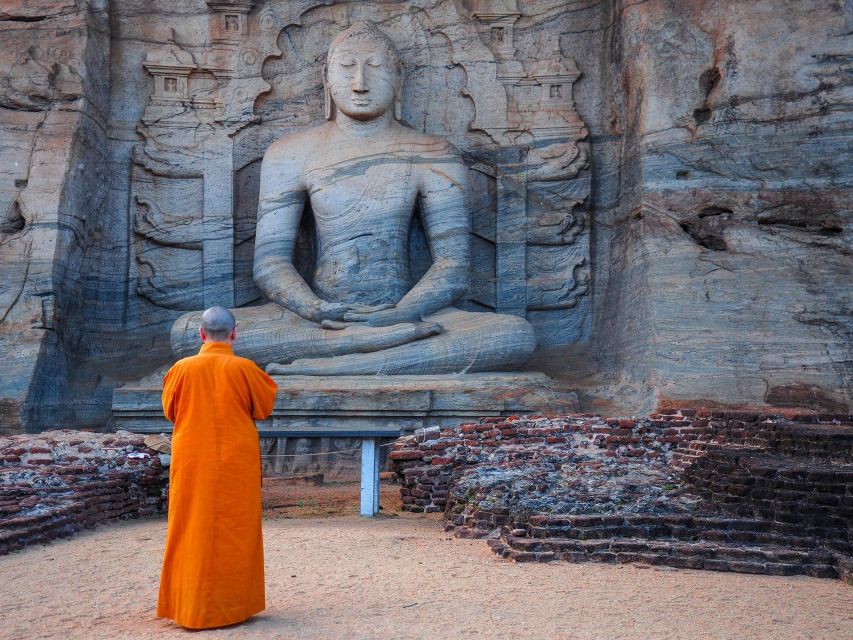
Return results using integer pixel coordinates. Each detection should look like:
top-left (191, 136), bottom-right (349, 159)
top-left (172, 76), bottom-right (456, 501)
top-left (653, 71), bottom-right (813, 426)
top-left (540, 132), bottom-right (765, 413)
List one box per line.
top-left (388, 450), bottom-right (424, 461)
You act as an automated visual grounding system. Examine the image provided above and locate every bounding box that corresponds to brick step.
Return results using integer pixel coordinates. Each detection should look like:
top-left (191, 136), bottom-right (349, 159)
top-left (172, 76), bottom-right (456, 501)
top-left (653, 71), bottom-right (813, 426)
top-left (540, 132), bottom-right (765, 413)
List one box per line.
top-left (772, 423), bottom-right (853, 461)
top-left (682, 448), bottom-right (853, 530)
top-left (526, 514), bottom-right (852, 554)
top-left (713, 502), bottom-right (851, 527)
top-left (687, 447), bottom-right (853, 478)
top-left (491, 535), bottom-right (842, 578)
top-left (529, 526), bottom-right (841, 551)
top-left (529, 514), bottom-right (779, 533)
top-left (671, 422), bottom-right (853, 466)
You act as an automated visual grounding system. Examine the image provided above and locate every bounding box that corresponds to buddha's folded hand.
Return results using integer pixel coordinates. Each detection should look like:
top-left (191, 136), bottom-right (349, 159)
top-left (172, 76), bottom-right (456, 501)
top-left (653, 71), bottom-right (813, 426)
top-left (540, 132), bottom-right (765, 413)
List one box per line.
top-left (342, 305), bottom-right (422, 327)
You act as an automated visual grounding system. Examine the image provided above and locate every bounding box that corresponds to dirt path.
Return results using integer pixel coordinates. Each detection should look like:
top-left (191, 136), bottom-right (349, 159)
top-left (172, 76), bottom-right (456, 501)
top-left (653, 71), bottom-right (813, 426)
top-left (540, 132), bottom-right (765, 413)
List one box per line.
top-left (0, 512), bottom-right (850, 640)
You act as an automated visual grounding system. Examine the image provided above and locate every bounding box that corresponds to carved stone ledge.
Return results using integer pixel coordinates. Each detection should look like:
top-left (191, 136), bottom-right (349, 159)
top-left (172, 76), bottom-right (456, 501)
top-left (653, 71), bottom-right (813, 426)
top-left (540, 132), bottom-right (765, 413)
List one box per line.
top-left (112, 373), bottom-right (579, 435)
top-left (206, 0), bottom-right (255, 12)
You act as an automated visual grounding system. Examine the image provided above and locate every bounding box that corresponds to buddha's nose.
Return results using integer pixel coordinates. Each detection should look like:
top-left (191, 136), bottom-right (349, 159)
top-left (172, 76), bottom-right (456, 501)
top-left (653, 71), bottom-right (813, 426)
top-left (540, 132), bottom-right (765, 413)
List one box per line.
top-left (352, 65), bottom-right (368, 93)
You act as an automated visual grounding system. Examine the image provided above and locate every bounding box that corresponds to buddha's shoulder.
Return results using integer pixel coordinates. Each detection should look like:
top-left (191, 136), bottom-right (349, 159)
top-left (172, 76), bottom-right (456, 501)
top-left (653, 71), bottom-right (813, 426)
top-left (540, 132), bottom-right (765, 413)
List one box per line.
top-left (263, 123), bottom-right (332, 162)
top-left (394, 124), bottom-right (460, 157)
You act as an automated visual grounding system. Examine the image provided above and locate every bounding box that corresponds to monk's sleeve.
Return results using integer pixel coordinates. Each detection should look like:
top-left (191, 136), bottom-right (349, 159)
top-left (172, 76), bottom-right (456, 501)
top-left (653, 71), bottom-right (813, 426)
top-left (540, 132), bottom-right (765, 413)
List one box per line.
top-left (162, 366), bottom-right (182, 424)
top-left (246, 365), bottom-right (278, 420)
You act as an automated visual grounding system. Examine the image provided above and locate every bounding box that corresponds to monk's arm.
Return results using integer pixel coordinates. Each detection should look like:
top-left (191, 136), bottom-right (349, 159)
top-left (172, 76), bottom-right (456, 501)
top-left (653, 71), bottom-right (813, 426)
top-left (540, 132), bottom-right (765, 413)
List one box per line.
top-left (245, 363), bottom-right (278, 420)
top-left (161, 367), bottom-right (181, 423)
top-left (254, 148), bottom-right (337, 323)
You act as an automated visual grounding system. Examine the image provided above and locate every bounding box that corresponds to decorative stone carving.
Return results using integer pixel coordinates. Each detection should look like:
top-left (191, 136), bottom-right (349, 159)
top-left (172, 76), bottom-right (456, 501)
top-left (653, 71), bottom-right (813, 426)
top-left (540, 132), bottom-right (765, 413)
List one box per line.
top-left (527, 50), bottom-right (584, 136)
top-left (143, 41), bottom-right (195, 107)
top-left (423, 3), bottom-right (593, 345)
top-left (206, 0), bottom-right (255, 44)
top-left (434, 20), bottom-right (509, 140)
top-left (526, 249), bottom-right (589, 310)
top-left (134, 196), bottom-right (202, 249)
top-left (131, 9), bottom-right (271, 314)
top-left (171, 21), bottom-right (537, 375)
top-left (470, 0), bottom-right (525, 89)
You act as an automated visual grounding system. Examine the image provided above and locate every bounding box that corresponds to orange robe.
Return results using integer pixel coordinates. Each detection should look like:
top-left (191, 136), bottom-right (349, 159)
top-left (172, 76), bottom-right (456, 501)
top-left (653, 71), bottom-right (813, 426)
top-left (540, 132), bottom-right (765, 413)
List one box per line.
top-left (157, 341), bottom-right (278, 629)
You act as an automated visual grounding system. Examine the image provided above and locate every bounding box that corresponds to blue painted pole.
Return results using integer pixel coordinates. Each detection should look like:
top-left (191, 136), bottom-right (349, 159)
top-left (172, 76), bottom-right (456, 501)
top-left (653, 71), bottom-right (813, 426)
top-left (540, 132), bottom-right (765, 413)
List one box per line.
top-left (360, 438), bottom-right (380, 517)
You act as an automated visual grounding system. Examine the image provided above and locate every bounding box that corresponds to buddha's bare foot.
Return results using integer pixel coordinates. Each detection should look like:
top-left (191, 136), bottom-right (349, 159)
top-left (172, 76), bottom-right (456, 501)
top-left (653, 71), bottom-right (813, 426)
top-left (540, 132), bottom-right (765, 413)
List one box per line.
top-left (264, 321), bottom-right (441, 374)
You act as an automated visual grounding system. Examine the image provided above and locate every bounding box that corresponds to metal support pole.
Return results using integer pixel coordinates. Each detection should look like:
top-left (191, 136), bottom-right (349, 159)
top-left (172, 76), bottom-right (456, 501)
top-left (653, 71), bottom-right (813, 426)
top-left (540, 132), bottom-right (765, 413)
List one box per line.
top-left (360, 438), bottom-right (380, 517)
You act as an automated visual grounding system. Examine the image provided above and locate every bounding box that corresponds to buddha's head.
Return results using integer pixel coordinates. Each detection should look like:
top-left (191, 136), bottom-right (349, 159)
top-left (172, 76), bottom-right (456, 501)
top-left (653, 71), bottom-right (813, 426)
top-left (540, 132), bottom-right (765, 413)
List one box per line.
top-left (324, 21), bottom-right (402, 121)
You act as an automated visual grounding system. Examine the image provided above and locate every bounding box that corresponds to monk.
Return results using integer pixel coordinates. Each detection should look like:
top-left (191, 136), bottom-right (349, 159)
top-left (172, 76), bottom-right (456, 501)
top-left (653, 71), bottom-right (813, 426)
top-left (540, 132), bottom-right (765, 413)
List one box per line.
top-left (157, 306), bottom-right (278, 629)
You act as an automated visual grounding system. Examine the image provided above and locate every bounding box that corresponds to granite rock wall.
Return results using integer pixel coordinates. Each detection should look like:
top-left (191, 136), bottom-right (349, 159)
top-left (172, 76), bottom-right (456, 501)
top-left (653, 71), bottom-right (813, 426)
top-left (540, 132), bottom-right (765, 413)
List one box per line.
top-left (0, 0), bottom-right (850, 432)
top-left (0, 0), bottom-right (111, 433)
top-left (589, 0), bottom-right (852, 413)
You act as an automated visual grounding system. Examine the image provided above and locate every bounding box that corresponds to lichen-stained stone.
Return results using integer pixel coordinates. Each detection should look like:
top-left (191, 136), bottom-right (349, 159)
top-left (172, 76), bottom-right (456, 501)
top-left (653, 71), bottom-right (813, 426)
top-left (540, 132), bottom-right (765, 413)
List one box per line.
top-left (590, 0), bottom-right (852, 413)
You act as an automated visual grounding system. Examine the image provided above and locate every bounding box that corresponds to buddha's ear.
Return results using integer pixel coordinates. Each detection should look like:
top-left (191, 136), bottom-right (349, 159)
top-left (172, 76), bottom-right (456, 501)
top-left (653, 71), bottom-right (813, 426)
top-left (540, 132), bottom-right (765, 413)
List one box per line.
top-left (321, 61), bottom-right (335, 121)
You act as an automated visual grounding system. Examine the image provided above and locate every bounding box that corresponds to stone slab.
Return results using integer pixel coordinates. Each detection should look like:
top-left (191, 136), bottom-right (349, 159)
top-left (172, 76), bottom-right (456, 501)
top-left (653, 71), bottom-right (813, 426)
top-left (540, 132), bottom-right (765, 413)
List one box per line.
top-left (112, 373), bottom-right (579, 436)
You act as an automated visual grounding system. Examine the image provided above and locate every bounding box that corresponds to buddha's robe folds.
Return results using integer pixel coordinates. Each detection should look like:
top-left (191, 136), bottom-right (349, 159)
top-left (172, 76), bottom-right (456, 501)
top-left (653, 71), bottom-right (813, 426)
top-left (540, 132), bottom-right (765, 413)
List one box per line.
top-left (157, 341), bottom-right (278, 629)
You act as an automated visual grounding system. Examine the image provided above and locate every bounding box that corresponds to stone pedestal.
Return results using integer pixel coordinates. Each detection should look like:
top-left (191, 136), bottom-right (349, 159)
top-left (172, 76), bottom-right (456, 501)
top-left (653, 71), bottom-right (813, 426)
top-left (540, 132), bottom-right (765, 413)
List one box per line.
top-left (111, 372), bottom-right (578, 436)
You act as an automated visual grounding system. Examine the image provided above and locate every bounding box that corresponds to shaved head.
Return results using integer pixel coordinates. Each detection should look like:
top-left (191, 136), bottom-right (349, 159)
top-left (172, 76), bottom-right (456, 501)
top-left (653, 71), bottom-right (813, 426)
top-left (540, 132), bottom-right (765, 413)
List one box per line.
top-left (201, 306), bottom-right (236, 342)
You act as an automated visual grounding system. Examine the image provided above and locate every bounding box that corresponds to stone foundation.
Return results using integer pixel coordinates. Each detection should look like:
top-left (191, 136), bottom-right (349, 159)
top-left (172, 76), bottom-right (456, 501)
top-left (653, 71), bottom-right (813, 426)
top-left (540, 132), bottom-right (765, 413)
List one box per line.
top-left (390, 410), bottom-right (853, 581)
top-left (113, 372), bottom-right (578, 479)
top-left (113, 373), bottom-right (579, 434)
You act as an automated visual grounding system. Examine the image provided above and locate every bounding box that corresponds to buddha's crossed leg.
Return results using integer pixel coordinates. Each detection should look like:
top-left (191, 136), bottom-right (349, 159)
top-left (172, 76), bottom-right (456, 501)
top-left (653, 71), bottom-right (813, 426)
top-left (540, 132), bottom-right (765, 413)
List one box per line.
top-left (264, 308), bottom-right (536, 375)
top-left (170, 303), bottom-right (441, 366)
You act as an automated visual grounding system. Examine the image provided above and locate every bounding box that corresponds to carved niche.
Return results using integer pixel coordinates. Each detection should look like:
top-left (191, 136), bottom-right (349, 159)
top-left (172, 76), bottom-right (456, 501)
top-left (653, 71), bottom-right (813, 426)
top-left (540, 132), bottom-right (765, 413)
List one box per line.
top-left (131, 1), bottom-right (592, 346)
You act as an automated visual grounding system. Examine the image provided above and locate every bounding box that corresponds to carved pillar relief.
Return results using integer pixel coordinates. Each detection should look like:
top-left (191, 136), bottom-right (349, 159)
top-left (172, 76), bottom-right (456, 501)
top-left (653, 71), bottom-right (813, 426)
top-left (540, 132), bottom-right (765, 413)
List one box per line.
top-left (207, 0), bottom-right (253, 44)
top-left (446, 1), bottom-right (593, 346)
top-left (131, 3), bottom-right (267, 315)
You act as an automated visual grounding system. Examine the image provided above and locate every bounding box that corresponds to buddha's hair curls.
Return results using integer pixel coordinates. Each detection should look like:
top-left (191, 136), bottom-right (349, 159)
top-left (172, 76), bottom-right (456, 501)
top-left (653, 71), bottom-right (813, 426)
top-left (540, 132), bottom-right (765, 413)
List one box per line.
top-left (327, 20), bottom-right (402, 74)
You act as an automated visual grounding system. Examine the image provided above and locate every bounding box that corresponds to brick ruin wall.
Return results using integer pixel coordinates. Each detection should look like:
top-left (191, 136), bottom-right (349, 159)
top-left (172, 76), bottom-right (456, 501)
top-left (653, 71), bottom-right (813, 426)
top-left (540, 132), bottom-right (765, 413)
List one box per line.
top-left (2, 409), bottom-right (850, 582)
top-left (0, 431), bottom-right (170, 555)
top-left (390, 410), bottom-right (852, 511)
top-left (390, 410), bottom-right (853, 580)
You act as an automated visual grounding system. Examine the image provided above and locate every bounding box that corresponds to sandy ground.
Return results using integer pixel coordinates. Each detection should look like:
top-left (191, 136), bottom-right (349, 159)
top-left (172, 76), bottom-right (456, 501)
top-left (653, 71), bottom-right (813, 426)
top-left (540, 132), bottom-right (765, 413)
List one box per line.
top-left (261, 480), bottom-right (403, 519)
top-left (0, 485), bottom-right (851, 640)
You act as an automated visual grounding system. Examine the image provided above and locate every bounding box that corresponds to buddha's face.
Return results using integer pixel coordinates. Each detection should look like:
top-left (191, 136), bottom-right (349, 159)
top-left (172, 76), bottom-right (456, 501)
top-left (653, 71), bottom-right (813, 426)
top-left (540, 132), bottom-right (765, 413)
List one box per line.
top-left (326, 37), bottom-right (398, 121)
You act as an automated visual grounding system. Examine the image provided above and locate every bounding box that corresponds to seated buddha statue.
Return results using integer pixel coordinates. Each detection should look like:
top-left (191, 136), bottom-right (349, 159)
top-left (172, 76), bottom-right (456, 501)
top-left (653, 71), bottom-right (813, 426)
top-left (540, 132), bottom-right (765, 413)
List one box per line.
top-left (171, 21), bottom-right (536, 375)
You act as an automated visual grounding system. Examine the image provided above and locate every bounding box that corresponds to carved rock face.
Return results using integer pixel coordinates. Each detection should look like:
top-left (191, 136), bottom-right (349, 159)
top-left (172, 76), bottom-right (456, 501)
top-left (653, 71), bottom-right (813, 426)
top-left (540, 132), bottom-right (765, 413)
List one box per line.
top-left (326, 33), bottom-right (398, 121)
top-left (1, 1), bottom-right (849, 434)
